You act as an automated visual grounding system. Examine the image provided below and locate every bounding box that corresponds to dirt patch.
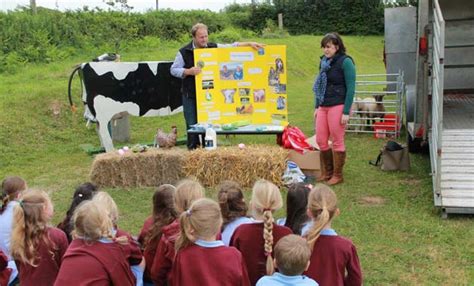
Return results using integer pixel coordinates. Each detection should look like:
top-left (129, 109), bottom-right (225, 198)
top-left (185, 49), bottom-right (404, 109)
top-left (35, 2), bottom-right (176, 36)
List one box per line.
top-left (359, 196), bottom-right (386, 206)
top-left (48, 100), bottom-right (62, 117)
top-left (404, 178), bottom-right (423, 198)
top-left (404, 178), bottom-right (422, 187)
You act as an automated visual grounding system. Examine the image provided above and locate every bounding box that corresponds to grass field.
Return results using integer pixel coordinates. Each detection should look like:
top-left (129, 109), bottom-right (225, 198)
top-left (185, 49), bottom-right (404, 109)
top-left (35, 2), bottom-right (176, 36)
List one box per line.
top-left (0, 35), bottom-right (473, 284)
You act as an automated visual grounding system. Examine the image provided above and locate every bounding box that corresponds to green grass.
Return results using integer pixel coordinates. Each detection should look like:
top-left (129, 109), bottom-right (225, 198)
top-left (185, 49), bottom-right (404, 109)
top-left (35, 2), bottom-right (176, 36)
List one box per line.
top-left (0, 35), bottom-right (473, 285)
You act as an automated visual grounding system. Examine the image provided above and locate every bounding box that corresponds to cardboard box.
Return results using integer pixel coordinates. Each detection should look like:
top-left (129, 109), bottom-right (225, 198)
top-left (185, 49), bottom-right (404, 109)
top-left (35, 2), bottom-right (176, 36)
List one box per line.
top-left (288, 149), bottom-right (320, 170)
top-left (287, 149), bottom-right (321, 182)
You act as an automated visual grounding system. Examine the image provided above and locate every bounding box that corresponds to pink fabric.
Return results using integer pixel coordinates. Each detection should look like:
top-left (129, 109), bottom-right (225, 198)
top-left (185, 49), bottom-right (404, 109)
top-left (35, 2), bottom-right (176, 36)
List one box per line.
top-left (315, 104), bottom-right (346, 152)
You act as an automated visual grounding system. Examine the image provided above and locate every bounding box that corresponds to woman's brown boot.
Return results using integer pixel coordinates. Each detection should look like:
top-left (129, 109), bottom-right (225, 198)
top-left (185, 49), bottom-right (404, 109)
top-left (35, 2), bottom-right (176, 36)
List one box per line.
top-left (317, 149), bottom-right (334, 182)
top-left (327, 151), bottom-right (346, 185)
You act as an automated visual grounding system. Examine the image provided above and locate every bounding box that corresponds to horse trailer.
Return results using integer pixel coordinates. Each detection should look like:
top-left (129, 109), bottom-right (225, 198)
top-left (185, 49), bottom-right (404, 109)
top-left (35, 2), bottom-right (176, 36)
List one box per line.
top-left (385, 0), bottom-right (474, 217)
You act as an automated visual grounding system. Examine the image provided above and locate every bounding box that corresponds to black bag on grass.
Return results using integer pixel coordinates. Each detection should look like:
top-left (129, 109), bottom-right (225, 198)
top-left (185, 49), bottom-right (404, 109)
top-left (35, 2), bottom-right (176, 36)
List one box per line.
top-left (370, 140), bottom-right (410, 171)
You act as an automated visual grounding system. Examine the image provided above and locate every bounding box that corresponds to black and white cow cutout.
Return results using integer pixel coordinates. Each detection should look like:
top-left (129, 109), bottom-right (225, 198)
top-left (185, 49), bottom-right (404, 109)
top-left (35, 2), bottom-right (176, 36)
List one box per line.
top-left (80, 62), bottom-right (182, 152)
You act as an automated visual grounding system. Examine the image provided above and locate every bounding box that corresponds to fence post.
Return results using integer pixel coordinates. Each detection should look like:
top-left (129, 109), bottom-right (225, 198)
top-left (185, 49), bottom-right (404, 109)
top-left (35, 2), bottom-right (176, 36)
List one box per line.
top-left (278, 13), bottom-right (283, 29)
top-left (30, 0), bottom-right (37, 14)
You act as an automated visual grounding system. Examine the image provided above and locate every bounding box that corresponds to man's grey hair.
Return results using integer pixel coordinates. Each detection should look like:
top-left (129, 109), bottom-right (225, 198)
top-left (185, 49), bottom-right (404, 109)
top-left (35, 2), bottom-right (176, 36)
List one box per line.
top-left (191, 23), bottom-right (208, 37)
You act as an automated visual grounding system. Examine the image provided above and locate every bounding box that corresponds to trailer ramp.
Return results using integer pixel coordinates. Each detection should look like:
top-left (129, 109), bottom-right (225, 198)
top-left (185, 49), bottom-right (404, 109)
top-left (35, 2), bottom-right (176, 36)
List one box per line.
top-left (438, 94), bottom-right (474, 217)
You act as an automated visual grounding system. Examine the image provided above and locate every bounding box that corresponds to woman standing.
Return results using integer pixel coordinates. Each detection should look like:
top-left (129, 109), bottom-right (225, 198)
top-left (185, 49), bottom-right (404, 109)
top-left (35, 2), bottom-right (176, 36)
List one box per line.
top-left (313, 33), bottom-right (356, 185)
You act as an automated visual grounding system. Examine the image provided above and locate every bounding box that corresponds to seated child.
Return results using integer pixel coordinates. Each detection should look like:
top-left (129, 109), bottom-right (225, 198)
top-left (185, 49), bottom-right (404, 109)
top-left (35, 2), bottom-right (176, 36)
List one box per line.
top-left (11, 190), bottom-right (69, 286)
top-left (55, 200), bottom-right (137, 285)
top-left (230, 179), bottom-right (293, 285)
top-left (304, 184), bottom-right (362, 286)
top-left (137, 184), bottom-right (177, 284)
top-left (276, 183), bottom-right (312, 235)
top-left (217, 180), bottom-right (253, 246)
top-left (0, 176), bottom-right (27, 285)
top-left (150, 178), bottom-right (205, 285)
top-left (0, 250), bottom-right (12, 286)
top-left (257, 234), bottom-right (318, 286)
top-left (171, 198), bottom-right (250, 286)
top-left (57, 182), bottom-right (97, 242)
top-left (92, 191), bottom-right (144, 285)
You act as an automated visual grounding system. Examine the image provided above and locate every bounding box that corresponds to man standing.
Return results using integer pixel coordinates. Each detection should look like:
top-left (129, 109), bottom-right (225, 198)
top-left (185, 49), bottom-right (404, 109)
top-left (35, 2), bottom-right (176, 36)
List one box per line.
top-left (170, 23), bottom-right (263, 149)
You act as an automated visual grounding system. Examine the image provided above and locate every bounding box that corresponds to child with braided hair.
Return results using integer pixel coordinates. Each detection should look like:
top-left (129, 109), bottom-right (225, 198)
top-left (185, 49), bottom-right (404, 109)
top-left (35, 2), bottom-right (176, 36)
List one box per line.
top-left (230, 179), bottom-right (292, 285)
top-left (304, 184), bottom-right (362, 286)
top-left (171, 198), bottom-right (250, 286)
top-left (150, 178), bottom-right (205, 285)
top-left (0, 176), bottom-right (27, 285)
top-left (11, 189), bottom-right (68, 286)
top-left (217, 180), bottom-right (253, 246)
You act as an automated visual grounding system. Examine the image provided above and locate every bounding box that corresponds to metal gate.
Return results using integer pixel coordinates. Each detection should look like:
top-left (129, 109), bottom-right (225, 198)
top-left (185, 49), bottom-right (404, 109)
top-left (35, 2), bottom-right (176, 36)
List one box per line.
top-left (346, 72), bottom-right (405, 138)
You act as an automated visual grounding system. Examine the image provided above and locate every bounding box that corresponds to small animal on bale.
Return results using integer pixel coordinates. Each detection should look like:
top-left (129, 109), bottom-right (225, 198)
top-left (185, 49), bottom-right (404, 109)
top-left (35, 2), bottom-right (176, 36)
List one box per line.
top-left (357, 94), bottom-right (385, 129)
top-left (155, 126), bottom-right (177, 148)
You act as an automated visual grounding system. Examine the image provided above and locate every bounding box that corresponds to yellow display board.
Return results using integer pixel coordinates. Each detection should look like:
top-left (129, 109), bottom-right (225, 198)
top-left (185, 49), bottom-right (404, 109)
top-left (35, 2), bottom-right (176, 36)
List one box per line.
top-left (194, 45), bottom-right (288, 126)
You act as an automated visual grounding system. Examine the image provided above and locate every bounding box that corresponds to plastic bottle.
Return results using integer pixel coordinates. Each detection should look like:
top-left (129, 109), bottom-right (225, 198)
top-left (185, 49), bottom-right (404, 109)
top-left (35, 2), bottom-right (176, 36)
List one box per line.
top-left (204, 127), bottom-right (217, 150)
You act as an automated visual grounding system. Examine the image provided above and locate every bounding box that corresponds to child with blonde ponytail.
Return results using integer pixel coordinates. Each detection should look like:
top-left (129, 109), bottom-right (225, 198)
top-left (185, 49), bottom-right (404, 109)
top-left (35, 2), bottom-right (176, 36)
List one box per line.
top-left (0, 176), bottom-right (27, 285)
top-left (92, 191), bottom-right (144, 285)
top-left (55, 200), bottom-right (136, 286)
top-left (304, 184), bottom-right (362, 286)
top-left (230, 179), bottom-right (292, 285)
top-left (171, 198), bottom-right (250, 286)
top-left (10, 189), bottom-right (68, 286)
top-left (150, 178), bottom-right (205, 285)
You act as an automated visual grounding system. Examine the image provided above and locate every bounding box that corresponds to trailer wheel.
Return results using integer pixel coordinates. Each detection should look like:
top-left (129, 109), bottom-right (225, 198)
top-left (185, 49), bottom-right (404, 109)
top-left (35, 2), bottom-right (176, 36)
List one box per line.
top-left (407, 132), bottom-right (422, 153)
top-left (407, 132), bottom-right (429, 154)
top-left (405, 84), bottom-right (416, 123)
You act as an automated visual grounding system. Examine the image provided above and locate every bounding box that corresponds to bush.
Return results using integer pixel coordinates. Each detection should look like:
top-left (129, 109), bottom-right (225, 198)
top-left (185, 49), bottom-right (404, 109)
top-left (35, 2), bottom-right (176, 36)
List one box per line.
top-left (273, 0), bottom-right (384, 35)
top-left (260, 19), bottom-right (289, 39)
top-left (223, 3), bottom-right (277, 33)
top-left (210, 28), bottom-right (242, 43)
top-left (0, 1), bottom-right (383, 73)
top-left (0, 51), bottom-right (27, 74)
top-left (0, 8), bottom-right (230, 68)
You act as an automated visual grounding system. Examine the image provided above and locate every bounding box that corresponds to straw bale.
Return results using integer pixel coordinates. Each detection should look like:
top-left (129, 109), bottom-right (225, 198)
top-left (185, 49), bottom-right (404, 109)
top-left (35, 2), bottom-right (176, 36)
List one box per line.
top-left (90, 148), bottom-right (186, 188)
top-left (90, 145), bottom-right (289, 189)
top-left (183, 146), bottom-right (288, 188)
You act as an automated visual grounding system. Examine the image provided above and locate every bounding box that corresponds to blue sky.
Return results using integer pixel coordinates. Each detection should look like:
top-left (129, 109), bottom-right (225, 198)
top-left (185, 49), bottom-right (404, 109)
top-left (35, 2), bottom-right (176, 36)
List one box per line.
top-left (0, 0), bottom-right (253, 12)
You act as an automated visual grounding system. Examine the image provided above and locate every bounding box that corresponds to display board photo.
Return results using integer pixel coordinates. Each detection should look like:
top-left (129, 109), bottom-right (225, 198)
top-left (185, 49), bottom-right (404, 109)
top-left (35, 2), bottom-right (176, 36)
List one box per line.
top-left (194, 45), bottom-right (288, 126)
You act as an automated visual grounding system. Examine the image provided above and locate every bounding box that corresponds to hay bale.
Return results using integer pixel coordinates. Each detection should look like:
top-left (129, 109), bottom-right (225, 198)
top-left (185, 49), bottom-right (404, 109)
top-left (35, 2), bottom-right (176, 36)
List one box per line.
top-left (183, 146), bottom-right (288, 188)
top-left (90, 145), bottom-right (289, 188)
top-left (90, 148), bottom-right (186, 188)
